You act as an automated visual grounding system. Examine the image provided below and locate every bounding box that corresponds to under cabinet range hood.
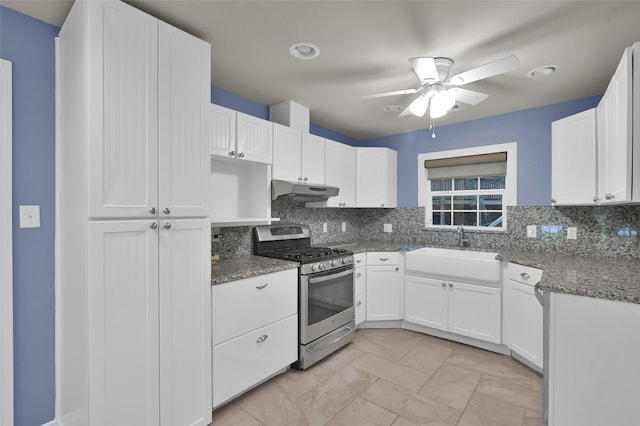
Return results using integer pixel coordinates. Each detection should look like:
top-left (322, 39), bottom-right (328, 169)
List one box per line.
top-left (271, 179), bottom-right (339, 202)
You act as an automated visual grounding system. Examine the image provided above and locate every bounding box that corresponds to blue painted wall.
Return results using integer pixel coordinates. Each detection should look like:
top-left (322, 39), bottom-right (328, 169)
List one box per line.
top-left (363, 96), bottom-right (601, 207)
top-left (0, 4), bottom-right (603, 425)
top-left (0, 6), bottom-right (58, 426)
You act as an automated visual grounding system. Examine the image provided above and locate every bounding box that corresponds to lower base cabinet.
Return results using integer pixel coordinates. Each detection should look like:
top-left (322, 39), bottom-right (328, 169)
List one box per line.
top-left (549, 292), bottom-right (640, 426)
top-left (366, 252), bottom-right (402, 321)
top-left (404, 275), bottom-right (501, 344)
top-left (213, 315), bottom-right (297, 407)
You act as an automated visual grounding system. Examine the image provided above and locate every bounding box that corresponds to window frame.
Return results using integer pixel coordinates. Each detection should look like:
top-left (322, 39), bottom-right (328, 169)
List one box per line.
top-left (417, 142), bottom-right (518, 231)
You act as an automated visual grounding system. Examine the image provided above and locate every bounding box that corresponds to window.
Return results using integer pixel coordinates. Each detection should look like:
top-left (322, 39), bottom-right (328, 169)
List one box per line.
top-left (418, 143), bottom-right (517, 230)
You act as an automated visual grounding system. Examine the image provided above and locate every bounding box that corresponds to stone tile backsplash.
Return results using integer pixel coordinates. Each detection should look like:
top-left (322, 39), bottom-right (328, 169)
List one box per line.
top-left (213, 200), bottom-right (640, 260)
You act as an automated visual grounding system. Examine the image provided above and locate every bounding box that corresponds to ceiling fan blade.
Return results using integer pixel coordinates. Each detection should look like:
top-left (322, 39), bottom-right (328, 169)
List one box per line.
top-left (409, 57), bottom-right (439, 83)
top-left (449, 87), bottom-right (489, 105)
top-left (398, 105), bottom-right (413, 117)
top-left (361, 88), bottom-right (419, 100)
top-left (449, 55), bottom-right (520, 85)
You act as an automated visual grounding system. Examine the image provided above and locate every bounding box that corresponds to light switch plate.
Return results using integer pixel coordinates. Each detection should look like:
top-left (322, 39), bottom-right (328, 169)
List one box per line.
top-left (341, 222), bottom-right (346, 232)
top-left (323, 223), bottom-right (327, 233)
top-left (19, 205), bottom-right (41, 229)
top-left (567, 227), bottom-right (577, 240)
top-left (526, 225), bottom-right (537, 238)
top-left (383, 223), bottom-right (392, 233)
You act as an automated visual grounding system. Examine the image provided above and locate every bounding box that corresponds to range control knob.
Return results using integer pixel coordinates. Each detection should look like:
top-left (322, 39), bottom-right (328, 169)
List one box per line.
top-left (342, 257), bottom-right (351, 264)
top-left (319, 263), bottom-right (326, 271)
top-left (311, 264), bottom-right (318, 272)
top-left (330, 260), bottom-right (338, 267)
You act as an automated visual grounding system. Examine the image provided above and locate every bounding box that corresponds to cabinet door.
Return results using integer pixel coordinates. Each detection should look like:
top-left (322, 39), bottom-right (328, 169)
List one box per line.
top-left (272, 123), bottom-right (302, 182)
top-left (448, 281), bottom-right (501, 344)
top-left (551, 109), bottom-right (597, 205)
top-left (356, 148), bottom-right (397, 208)
top-left (504, 280), bottom-right (542, 370)
top-left (597, 47), bottom-right (633, 204)
top-left (158, 22), bottom-right (210, 218)
top-left (88, 2), bottom-right (158, 219)
top-left (158, 219), bottom-right (211, 426)
top-left (301, 133), bottom-right (326, 185)
top-left (366, 265), bottom-right (401, 321)
top-left (210, 104), bottom-right (236, 158)
top-left (324, 140), bottom-right (356, 207)
top-left (88, 220), bottom-right (160, 426)
top-left (404, 275), bottom-right (447, 331)
top-left (236, 112), bottom-right (272, 164)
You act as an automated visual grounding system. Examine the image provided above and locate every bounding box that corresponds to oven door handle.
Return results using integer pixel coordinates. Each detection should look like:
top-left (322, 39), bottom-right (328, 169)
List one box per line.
top-left (308, 268), bottom-right (353, 284)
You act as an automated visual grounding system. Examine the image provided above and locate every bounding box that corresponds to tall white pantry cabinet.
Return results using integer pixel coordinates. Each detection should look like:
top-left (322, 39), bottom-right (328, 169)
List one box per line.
top-left (57, 1), bottom-right (211, 425)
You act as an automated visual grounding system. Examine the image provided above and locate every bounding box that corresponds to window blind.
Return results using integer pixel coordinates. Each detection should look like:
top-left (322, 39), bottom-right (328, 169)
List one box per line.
top-left (425, 152), bottom-right (507, 179)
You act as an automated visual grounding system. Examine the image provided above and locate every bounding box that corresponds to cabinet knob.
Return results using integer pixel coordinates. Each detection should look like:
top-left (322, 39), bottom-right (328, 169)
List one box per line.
top-left (356, 259), bottom-right (362, 263)
top-left (149, 207), bottom-right (157, 215)
top-left (163, 222), bottom-right (171, 230)
top-left (605, 193), bottom-right (615, 200)
top-left (256, 283), bottom-right (268, 290)
top-left (238, 152), bottom-right (245, 158)
top-left (298, 177), bottom-right (303, 181)
top-left (442, 282), bottom-right (446, 287)
top-left (150, 222), bottom-right (158, 230)
top-left (228, 150), bottom-right (236, 157)
top-left (163, 207), bottom-right (171, 215)
top-left (395, 267), bottom-right (399, 271)
top-left (256, 334), bottom-right (268, 344)
top-left (381, 203), bottom-right (385, 207)
top-left (448, 283), bottom-right (453, 288)
top-left (356, 273), bottom-right (362, 278)
top-left (356, 301), bottom-right (362, 306)
top-left (593, 196), bottom-right (599, 203)
top-left (551, 199), bottom-right (557, 203)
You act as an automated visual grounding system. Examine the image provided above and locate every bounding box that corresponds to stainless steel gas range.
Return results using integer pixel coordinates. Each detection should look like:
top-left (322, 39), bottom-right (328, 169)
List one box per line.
top-left (253, 224), bottom-right (355, 369)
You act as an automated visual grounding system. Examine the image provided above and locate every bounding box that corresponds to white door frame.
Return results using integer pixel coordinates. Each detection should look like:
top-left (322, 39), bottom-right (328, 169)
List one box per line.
top-left (0, 58), bottom-right (14, 426)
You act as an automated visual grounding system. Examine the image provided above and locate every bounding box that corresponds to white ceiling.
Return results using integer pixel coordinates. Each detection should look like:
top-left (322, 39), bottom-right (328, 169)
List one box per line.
top-left (5, 0), bottom-right (640, 140)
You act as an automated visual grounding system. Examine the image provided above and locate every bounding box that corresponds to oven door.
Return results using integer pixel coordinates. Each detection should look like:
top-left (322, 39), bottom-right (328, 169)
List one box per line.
top-left (300, 266), bottom-right (355, 345)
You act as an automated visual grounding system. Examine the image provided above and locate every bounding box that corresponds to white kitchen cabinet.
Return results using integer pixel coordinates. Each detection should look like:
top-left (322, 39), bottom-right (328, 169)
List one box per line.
top-left (596, 44), bottom-right (639, 204)
top-left (551, 108), bottom-right (597, 205)
top-left (366, 252), bottom-right (402, 321)
top-left (404, 275), bottom-right (501, 345)
top-left (210, 104), bottom-right (273, 164)
top-left (323, 139), bottom-right (356, 207)
top-left (354, 253), bottom-right (367, 326)
top-left (88, 219), bottom-right (211, 426)
top-left (549, 292), bottom-right (640, 426)
top-left (356, 148), bottom-right (397, 208)
top-left (58, 1), bottom-right (212, 425)
top-left (272, 124), bottom-right (326, 185)
top-left (212, 268), bottom-right (298, 408)
top-left (83, 2), bottom-right (209, 219)
top-left (504, 263), bottom-right (543, 371)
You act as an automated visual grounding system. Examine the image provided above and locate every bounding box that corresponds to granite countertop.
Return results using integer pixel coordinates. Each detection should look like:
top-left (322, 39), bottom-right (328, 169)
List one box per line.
top-left (211, 256), bottom-right (298, 285)
top-left (326, 240), bottom-right (426, 253)
top-left (497, 250), bottom-right (640, 305)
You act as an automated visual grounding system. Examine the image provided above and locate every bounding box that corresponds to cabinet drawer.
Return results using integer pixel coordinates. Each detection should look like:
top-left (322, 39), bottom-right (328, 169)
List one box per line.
top-left (212, 268), bottom-right (297, 345)
top-left (353, 252), bottom-right (367, 267)
top-left (213, 315), bottom-right (298, 407)
top-left (354, 266), bottom-right (366, 295)
top-left (507, 263), bottom-right (543, 287)
top-left (366, 251), bottom-right (400, 265)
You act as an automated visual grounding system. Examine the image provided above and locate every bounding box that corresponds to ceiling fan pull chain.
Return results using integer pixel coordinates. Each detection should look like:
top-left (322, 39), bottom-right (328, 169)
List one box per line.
top-left (431, 117), bottom-right (437, 139)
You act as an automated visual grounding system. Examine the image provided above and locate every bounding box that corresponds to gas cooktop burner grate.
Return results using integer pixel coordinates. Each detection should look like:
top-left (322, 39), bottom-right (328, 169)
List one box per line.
top-left (262, 247), bottom-right (349, 261)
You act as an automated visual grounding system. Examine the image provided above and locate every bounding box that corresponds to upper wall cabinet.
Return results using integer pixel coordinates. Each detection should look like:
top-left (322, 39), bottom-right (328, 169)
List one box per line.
top-left (323, 139), bottom-right (356, 207)
top-left (356, 147), bottom-right (397, 208)
top-left (74, 0), bottom-right (210, 219)
top-left (596, 44), bottom-right (639, 204)
top-left (210, 104), bottom-right (272, 164)
top-left (551, 109), bottom-right (597, 205)
top-left (272, 123), bottom-right (326, 185)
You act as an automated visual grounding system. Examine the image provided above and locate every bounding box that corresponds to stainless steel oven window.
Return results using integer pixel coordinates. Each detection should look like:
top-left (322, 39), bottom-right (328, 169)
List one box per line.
top-left (307, 267), bottom-right (353, 325)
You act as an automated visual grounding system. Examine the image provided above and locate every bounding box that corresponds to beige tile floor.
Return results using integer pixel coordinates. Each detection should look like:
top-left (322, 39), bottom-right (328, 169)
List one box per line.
top-left (212, 328), bottom-right (546, 426)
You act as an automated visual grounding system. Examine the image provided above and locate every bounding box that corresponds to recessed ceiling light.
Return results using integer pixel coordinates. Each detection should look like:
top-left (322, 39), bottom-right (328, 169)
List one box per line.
top-left (289, 43), bottom-right (320, 60)
top-left (527, 65), bottom-right (559, 78)
top-left (383, 105), bottom-right (403, 113)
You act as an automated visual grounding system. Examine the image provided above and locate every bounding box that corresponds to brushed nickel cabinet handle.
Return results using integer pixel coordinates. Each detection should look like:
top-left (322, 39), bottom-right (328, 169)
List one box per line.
top-left (256, 283), bottom-right (268, 290)
top-left (256, 335), bottom-right (268, 343)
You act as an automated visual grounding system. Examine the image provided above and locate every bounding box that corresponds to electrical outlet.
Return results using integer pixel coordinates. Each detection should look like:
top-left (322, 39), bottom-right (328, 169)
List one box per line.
top-left (383, 223), bottom-right (392, 233)
top-left (323, 223), bottom-right (327, 233)
top-left (526, 225), bottom-right (537, 238)
top-left (567, 227), bottom-right (577, 240)
top-left (19, 205), bottom-right (40, 229)
top-left (341, 222), bottom-right (346, 232)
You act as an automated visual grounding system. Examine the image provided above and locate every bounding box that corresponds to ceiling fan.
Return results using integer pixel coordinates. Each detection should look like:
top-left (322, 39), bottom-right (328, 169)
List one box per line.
top-left (363, 55), bottom-right (520, 119)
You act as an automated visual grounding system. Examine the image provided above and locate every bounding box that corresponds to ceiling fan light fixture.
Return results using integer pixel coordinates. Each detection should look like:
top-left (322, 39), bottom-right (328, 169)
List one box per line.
top-left (408, 94), bottom-right (430, 117)
top-left (527, 65), bottom-right (558, 78)
top-left (289, 42), bottom-right (320, 60)
top-left (430, 89), bottom-right (455, 118)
